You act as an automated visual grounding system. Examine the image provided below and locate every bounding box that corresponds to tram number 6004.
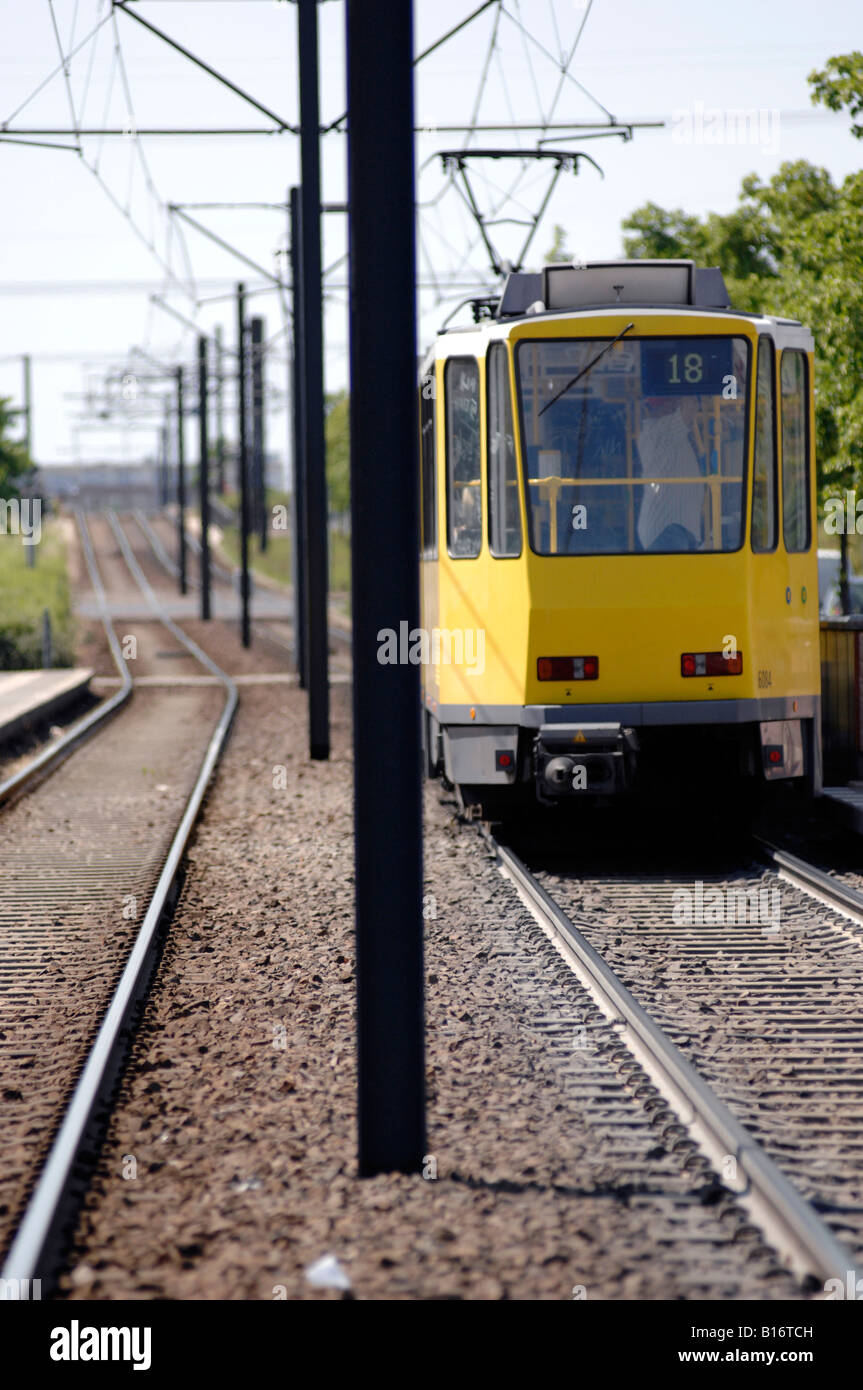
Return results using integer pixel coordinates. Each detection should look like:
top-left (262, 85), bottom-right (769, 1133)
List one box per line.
top-left (758, 669), bottom-right (773, 689)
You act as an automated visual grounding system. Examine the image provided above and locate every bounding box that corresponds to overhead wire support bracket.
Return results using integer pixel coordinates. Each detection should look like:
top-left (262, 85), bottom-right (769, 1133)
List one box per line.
top-left (0, 122), bottom-right (663, 139)
top-left (426, 121), bottom-right (663, 135)
top-left (0, 128), bottom-right (291, 137)
top-left (0, 135), bottom-right (80, 152)
top-left (168, 207), bottom-right (287, 290)
top-left (149, 295), bottom-right (203, 339)
top-left (111, 0), bottom-right (297, 133)
top-left (323, 0), bottom-right (499, 133)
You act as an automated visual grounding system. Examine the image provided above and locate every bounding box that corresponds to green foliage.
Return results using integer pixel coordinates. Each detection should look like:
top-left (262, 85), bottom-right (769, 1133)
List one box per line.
top-left (544, 224), bottom-right (574, 263)
top-left (621, 203), bottom-right (709, 263)
top-left (217, 515), bottom-right (351, 594)
top-left (0, 399), bottom-right (56, 666)
top-left (325, 390), bottom-right (350, 514)
top-left (223, 392), bottom-right (351, 514)
top-left (0, 523), bottom-right (74, 669)
top-left (809, 51), bottom-right (863, 138)
top-left (621, 57), bottom-right (863, 501)
top-left (0, 396), bottom-right (31, 499)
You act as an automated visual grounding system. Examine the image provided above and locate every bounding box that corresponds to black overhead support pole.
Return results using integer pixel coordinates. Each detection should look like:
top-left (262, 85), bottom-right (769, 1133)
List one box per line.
top-left (176, 365), bottom-right (187, 596)
top-left (198, 335), bottom-right (211, 620)
top-left (22, 355), bottom-right (32, 458)
top-left (215, 324), bottom-right (225, 495)
top-left (298, 0), bottom-right (329, 760)
top-left (347, 0), bottom-right (425, 1175)
top-left (251, 315), bottom-right (267, 552)
top-left (248, 325), bottom-right (260, 542)
top-left (289, 185), bottom-right (308, 688)
top-left (237, 283), bottom-right (251, 648)
top-left (159, 411), bottom-right (169, 506)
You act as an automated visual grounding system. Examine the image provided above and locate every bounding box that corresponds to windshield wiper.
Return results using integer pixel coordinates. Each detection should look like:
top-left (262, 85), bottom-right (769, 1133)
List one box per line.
top-left (538, 321), bottom-right (635, 418)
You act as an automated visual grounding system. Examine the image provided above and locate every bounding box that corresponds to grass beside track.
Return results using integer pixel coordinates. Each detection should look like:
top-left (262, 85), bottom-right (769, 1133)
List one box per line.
top-left (217, 490), bottom-right (351, 595)
top-left (0, 520), bottom-right (75, 669)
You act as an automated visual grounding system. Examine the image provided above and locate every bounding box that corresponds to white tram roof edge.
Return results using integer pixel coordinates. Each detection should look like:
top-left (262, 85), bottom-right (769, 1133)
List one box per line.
top-left (425, 260), bottom-right (813, 360)
top-left (428, 305), bottom-right (813, 361)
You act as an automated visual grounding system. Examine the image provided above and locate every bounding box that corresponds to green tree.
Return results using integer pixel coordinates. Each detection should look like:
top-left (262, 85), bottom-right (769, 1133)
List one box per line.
top-left (0, 396), bottom-right (31, 497)
top-left (809, 51), bottom-right (863, 138)
top-left (622, 73), bottom-right (863, 522)
top-left (544, 224), bottom-right (574, 263)
top-left (621, 168), bottom-right (839, 311)
top-left (325, 389), bottom-right (350, 515)
top-left (621, 202), bottom-right (709, 263)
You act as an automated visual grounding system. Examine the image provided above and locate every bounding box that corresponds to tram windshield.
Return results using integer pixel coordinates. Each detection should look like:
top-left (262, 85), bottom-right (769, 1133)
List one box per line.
top-left (515, 335), bottom-right (749, 555)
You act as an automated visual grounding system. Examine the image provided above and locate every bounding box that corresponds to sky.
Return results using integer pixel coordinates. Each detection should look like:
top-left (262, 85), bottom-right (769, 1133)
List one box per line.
top-left (0, 0), bottom-right (860, 471)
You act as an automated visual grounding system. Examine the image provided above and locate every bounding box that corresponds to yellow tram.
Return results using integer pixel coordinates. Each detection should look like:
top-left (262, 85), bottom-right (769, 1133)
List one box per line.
top-left (418, 259), bottom-right (820, 810)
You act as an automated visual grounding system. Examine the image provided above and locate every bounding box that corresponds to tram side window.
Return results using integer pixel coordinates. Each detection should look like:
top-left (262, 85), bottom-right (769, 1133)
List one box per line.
top-left (445, 358), bottom-right (482, 558)
top-left (487, 343), bottom-right (522, 558)
top-left (420, 373), bottom-right (437, 557)
top-left (751, 337), bottom-right (777, 552)
top-left (781, 350), bottom-right (810, 553)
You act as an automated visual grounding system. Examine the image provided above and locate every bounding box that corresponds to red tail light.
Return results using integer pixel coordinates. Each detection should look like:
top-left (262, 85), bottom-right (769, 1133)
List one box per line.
top-left (537, 656), bottom-right (598, 681)
top-left (681, 651), bottom-right (743, 677)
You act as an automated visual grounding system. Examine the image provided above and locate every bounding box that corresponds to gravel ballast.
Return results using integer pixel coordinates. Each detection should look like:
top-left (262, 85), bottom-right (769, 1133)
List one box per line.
top-left (61, 627), bottom-right (802, 1301)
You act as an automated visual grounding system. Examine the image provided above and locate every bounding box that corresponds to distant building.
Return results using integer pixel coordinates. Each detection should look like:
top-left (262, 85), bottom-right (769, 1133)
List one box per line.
top-left (38, 462), bottom-right (161, 511)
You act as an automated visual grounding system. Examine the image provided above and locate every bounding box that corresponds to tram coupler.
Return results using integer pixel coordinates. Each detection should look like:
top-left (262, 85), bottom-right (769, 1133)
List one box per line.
top-left (534, 723), bottom-right (639, 801)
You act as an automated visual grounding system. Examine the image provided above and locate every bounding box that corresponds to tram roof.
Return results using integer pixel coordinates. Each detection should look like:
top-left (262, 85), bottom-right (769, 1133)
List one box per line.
top-left (435, 260), bottom-right (806, 341)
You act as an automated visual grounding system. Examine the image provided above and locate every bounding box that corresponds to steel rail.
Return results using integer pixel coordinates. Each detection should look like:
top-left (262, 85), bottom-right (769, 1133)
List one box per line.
top-left (180, 519), bottom-right (237, 587)
top-left (487, 832), bottom-right (860, 1287)
top-left (0, 512), bottom-right (132, 808)
top-left (133, 507), bottom-right (350, 653)
top-left (135, 506), bottom-right (235, 589)
top-left (106, 511), bottom-right (239, 695)
top-left (132, 507), bottom-right (186, 581)
top-left (757, 836), bottom-right (863, 927)
top-left (2, 513), bottom-right (238, 1286)
top-left (132, 510), bottom-right (294, 662)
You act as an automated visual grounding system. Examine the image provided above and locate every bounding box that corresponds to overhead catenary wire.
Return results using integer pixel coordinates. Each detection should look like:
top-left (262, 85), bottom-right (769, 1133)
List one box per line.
top-left (543, 0), bottom-right (596, 126)
top-left (418, 0), bottom-right (617, 289)
top-left (36, 0), bottom-right (196, 302)
top-left (77, 0), bottom-right (107, 127)
top-left (0, 8), bottom-right (114, 129)
top-left (500, 0), bottom-right (617, 124)
top-left (5, 0), bottom-right (650, 457)
top-left (46, 0), bottom-right (82, 152)
top-left (10, 0), bottom-right (641, 308)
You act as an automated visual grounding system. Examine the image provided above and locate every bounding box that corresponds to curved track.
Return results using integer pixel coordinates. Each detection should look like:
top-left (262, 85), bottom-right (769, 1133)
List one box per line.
top-left (0, 512), bottom-right (237, 1290)
top-left (133, 506), bottom-right (350, 666)
top-left (0, 515), bottom-right (132, 807)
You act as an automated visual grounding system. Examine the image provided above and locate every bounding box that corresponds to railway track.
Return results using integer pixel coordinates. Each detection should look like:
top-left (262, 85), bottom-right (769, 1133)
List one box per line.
top-left (132, 508), bottom-right (299, 661)
top-left (761, 836), bottom-right (863, 929)
top-left (484, 822), bottom-right (863, 1289)
top-left (0, 517), bottom-right (132, 808)
top-left (133, 506), bottom-right (351, 665)
top-left (0, 511), bottom-right (237, 1291)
